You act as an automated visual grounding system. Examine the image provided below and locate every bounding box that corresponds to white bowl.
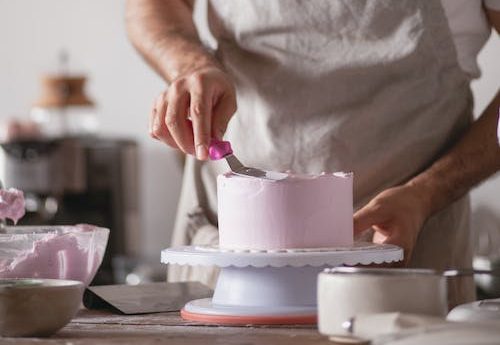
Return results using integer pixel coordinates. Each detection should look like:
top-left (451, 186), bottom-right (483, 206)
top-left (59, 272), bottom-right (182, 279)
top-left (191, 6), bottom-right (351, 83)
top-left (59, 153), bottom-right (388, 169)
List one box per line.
top-left (0, 278), bottom-right (83, 337)
top-left (0, 225), bottom-right (109, 286)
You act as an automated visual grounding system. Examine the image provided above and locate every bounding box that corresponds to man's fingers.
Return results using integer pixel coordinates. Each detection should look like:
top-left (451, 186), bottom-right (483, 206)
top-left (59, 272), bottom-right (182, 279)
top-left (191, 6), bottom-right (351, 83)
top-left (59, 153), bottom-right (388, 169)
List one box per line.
top-left (149, 99), bottom-right (158, 138)
top-left (150, 93), bottom-right (177, 148)
top-left (150, 93), bottom-right (167, 139)
top-left (353, 201), bottom-right (386, 236)
top-left (381, 234), bottom-right (412, 266)
top-left (165, 83), bottom-right (194, 155)
top-left (212, 93), bottom-right (237, 139)
top-left (372, 229), bottom-right (389, 244)
top-left (190, 86), bottom-right (212, 160)
top-left (149, 68), bottom-right (237, 157)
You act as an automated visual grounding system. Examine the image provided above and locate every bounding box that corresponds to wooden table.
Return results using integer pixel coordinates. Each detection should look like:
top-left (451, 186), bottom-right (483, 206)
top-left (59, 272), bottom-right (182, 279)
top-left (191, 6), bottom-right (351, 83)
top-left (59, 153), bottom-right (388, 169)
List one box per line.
top-left (0, 309), bottom-right (354, 345)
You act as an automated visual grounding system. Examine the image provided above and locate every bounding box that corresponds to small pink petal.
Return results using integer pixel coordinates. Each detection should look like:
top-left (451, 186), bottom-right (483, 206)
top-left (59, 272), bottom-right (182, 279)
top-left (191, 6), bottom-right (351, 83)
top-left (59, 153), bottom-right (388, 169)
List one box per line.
top-left (0, 188), bottom-right (25, 224)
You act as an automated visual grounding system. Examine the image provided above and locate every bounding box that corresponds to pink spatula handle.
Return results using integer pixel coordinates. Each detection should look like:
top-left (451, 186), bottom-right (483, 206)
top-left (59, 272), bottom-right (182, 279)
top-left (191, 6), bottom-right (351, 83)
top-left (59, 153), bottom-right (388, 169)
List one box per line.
top-left (209, 139), bottom-right (233, 160)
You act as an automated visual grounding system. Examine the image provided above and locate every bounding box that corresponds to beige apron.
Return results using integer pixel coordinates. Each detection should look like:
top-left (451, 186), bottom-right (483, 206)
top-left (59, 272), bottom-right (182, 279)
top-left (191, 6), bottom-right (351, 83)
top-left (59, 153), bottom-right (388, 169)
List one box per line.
top-left (169, 0), bottom-right (475, 306)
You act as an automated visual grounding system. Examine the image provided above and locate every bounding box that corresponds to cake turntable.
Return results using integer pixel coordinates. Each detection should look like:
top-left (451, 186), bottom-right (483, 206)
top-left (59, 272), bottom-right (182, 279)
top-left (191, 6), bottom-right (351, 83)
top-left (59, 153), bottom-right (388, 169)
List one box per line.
top-left (161, 242), bottom-right (403, 325)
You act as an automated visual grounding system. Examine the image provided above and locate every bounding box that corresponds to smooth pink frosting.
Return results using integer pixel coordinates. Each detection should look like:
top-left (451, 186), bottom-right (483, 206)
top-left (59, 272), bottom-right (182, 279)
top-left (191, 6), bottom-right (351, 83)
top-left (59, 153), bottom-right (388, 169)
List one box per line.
top-left (0, 188), bottom-right (25, 224)
top-left (217, 172), bottom-right (354, 249)
top-left (209, 140), bottom-right (233, 160)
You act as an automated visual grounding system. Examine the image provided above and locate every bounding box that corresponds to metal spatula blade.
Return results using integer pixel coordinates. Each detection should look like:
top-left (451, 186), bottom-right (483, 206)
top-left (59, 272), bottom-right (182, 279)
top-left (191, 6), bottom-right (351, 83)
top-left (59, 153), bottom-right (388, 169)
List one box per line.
top-left (209, 140), bottom-right (288, 181)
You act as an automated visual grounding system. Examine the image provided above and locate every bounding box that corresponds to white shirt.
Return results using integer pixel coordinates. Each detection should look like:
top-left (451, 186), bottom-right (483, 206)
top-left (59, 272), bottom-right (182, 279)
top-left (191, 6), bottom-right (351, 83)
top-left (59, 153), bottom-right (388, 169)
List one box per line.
top-left (442, 0), bottom-right (500, 79)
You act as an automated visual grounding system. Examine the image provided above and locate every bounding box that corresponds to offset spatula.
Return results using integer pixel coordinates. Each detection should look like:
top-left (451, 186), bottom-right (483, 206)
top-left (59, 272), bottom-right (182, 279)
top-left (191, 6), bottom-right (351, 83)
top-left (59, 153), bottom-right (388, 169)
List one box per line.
top-left (208, 139), bottom-right (288, 181)
top-left (497, 108), bottom-right (500, 146)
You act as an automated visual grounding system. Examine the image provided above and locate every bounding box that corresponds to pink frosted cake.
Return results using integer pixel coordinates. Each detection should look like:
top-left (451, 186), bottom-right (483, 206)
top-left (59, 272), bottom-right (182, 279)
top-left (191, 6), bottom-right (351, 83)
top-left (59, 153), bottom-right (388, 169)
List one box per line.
top-left (217, 172), bottom-right (353, 250)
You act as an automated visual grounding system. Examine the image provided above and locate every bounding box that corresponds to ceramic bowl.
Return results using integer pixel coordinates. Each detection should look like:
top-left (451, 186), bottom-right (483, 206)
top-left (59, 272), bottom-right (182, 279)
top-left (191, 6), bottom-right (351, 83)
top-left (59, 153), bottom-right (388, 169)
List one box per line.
top-left (0, 225), bottom-right (109, 286)
top-left (0, 278), bottom-right (83, 337)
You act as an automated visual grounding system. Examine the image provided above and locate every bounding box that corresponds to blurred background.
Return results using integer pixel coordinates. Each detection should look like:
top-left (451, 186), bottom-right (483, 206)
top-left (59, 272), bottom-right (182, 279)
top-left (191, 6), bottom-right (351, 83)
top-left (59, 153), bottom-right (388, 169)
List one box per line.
top-left (0, 1), bottom-right (499, 291)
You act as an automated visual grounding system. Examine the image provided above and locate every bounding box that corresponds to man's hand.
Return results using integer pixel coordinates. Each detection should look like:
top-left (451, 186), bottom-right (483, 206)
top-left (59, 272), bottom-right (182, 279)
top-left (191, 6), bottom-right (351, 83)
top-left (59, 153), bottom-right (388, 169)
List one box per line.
top-left (353, 184), bottom-right (432, 266)
top-left (149, 67), bottom-right (237, 160)
top-left (126, 0), bottom-right (237, 159)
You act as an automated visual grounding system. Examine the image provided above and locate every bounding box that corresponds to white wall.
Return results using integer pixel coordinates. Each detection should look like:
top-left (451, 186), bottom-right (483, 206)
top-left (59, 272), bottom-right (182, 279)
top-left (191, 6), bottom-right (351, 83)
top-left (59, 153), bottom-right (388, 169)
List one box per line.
top-left (0, 0), bottom-right (183, 261)
top-left (0, 1), bottom-right (498, 260)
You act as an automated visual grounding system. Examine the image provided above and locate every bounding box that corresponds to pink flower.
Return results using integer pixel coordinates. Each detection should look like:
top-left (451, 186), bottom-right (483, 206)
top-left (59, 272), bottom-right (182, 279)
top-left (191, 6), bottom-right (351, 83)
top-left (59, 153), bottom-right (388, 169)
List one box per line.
top-left (0, 188), bottom-right (26, 224)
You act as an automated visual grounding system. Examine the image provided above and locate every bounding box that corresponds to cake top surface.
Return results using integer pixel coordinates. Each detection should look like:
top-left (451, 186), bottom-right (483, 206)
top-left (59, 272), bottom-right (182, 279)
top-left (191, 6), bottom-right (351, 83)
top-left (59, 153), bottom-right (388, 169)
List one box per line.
top-left (219, 171), bottom-right (352, 183)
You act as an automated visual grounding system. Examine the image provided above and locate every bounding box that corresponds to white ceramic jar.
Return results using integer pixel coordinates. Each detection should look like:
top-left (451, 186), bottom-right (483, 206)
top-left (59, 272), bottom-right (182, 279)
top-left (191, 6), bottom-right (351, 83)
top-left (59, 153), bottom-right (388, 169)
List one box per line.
top-left (318, 267), bottom-right (448, 338)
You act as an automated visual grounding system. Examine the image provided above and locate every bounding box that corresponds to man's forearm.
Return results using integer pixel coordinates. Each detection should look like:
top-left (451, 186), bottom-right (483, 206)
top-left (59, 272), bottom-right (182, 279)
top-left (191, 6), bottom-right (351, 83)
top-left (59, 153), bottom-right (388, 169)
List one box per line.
top-left (408, 91), bottom-right (500, 216)
top-left (125, 0), bottom-right (220, 82)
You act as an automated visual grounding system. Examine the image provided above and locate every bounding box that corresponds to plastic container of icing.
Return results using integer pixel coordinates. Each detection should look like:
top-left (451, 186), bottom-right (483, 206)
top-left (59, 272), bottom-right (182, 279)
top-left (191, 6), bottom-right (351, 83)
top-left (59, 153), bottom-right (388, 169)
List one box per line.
top-left (0, 225), bottom-right (108, 286)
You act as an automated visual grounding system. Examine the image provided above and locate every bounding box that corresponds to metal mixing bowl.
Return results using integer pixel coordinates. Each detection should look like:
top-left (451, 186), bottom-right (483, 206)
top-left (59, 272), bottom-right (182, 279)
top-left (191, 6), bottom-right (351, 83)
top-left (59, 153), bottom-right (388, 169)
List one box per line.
top-left (0, 225), bottom-right (109, 286)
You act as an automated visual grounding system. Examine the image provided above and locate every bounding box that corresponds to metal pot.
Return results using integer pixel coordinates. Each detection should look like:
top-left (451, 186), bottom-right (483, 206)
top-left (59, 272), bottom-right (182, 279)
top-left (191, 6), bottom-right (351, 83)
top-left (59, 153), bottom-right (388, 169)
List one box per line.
top-left (0, 138), bottom-right (86, 195)
top-left (318, 267), bottom-right (448, 338)
top-left (318, 266), bottom-right (500, 338)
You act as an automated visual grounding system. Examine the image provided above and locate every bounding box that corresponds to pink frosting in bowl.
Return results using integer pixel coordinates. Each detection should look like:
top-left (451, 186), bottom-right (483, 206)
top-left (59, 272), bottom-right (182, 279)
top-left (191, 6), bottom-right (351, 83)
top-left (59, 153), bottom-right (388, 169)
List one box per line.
top-left (0, 225), bottom-right (109, 286)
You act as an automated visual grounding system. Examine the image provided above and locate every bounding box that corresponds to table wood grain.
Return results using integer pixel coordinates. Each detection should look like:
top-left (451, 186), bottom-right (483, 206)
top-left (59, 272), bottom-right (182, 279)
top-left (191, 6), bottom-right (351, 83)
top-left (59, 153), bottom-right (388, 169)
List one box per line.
top-left (0, 309), bottom-right (366, 345)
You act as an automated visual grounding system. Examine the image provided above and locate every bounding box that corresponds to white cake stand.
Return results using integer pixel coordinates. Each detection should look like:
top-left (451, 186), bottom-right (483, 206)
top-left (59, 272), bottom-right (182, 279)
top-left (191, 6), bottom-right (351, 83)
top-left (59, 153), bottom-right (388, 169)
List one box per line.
top-left (161, 242), bottom-right (403, 325)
